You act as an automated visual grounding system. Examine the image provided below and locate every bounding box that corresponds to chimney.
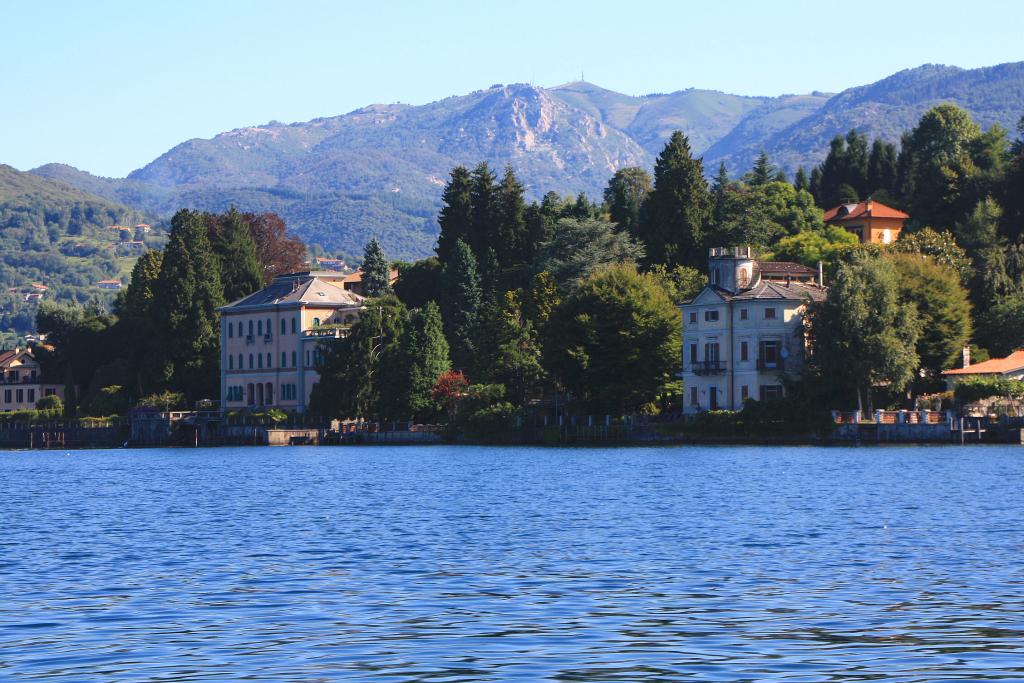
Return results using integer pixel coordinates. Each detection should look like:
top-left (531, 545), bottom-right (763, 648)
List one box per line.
top-left (818, 260), bottom-right (825, 287)
top-left (962, 346), bottom-right (971, 369)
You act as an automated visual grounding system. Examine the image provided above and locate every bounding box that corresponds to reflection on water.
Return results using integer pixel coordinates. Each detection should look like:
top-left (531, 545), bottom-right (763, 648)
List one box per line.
top-left (1, 445), bottom-right (1023, 681)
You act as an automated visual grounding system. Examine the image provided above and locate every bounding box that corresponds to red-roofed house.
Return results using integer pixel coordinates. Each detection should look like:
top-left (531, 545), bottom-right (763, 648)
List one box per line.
top-left (341, 268), bottom-right (399, 296)
top-left (823, 199), bottom-right (909, 244)
top-left (941, 350), bottom-right (1024, 390)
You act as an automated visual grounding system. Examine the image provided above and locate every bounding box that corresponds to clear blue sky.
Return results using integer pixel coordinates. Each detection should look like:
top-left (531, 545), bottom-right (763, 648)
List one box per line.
top-left (3, 0), bottom-right (1022, 177)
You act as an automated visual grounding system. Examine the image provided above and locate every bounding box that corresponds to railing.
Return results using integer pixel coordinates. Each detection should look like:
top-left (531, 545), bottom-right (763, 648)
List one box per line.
top-left (756, 357), bottom-right (785, 372)
top-left (263, 333), bottom-right (273, 343)
top-left (245, 334), bottom-right (255, 345)
top-left (304, 327), bottom-right (350, 338)
top-left (0, 377), bottom-right (41, 385)
top-left (691, 360), bottom-right (726, 375)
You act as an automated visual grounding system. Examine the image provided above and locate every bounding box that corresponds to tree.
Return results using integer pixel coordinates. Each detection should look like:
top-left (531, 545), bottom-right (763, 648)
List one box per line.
top-left (900, 104), bottom-right (1007, 227)
top-left (432, 370), bottom-right (470, 423)
top-left (494, 166), bottom-right (528, 272)
top-left (153, 209), bottom-right (225, 401)
top-left (807, 251), bottom-right (920, 415)
top-left (647, 264), bottom-right (706, 304)
top-left (710, 181), bottom-right (822, 247)
top-left (888, 253), bottom-right (972, 380)
top-left (746, 150), bottom-right (775, 186)
top-left (604, 167), bottom-right (652, 237)
top-left (244, 212), bottom-right (307, 283)
top-left (120, 249), bottom-right (163, 319)
top-left (440, 239), bottom-right (482, 371)
top-left (475, 291), bottom-right (545, 406)
top-left (890, 227), bottom-right (972, 285)
top-left (637, 131), bottom-right (711, 268)
top-left (309, 295), bottom-right (409, 418)
top-left (379, 301), bottom-right (450, 420)
top-left (771, 226), bottom-right (859, 268)
top-left (393, 257), bottom-right (442, 309)
top-left (361, 238), bottom-right (391, 297)
top-left (436, 166), bottom-right (474, 264)
top-left (867, 139), bottom-right (898, 196)
top-left (711, 162), bottom-right (731, 227)
top-left (544, 264), bottom-right (681, 414)
top-left (468, 162), bottom-right (497, 258)
top-left (535, 217), bottom-right (644, 290)
top-left (977, 294), bottom-right (1024, 357)
top-left (208, 208), bottom-right (262, 302)
top-left (794, 166), bottom-right (810, 193)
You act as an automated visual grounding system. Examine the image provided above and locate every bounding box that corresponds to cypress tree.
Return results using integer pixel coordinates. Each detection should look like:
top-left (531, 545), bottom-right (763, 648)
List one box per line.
top-left (210, 208), bottom-right (262, 303)
top-left (440, 239), bottom-right (482, 372)
top-left (638, 131), bottom-right (711, 268)
top-left (154, 209), bottom-right (225, 401)
top-left (436, 166), bottom-right (474, 264)
top-left (361, 238), bottom-right (391, 298)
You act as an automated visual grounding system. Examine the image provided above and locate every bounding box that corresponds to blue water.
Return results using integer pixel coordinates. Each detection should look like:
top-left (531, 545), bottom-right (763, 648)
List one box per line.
top-left (1, 445), bottom-right (1023, 681)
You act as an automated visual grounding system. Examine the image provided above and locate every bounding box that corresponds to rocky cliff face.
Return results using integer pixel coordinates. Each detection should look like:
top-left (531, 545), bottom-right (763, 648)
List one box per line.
top-left (28, 63), bottom-right (1024, 259)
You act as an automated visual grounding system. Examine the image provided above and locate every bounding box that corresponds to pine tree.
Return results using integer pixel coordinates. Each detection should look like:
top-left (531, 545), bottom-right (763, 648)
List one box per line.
top-left (154, 209), bottom-right (225, 401)
top-left (210, 208), bottom-right (262, 303)
top-left (494, 166), bottom-right (528, 267)
top-left (604, 167), bottom-right (652, 237)
top-left (436, 166), bottom-right (474, 264)
top-left (380, 301), bottom-right (451, 420)
top-left (121, 249), bottom-right (163, 319)
top-left (440, 239), bottom-right (482, 372)
top-left (867, 139), bottom-right (898, 196)
top-left (476, 291), bottom-right (545, 406)
top-left (361, 238), bottom-right (391, 298)
top-left (469, 162), bottom-right (497, 258)
top-left (637, 131), bottom-right (711, 268)
top-left (748, 150), bottom-right (775, 186)
top-left (794, 166), bottom-right (810, 192)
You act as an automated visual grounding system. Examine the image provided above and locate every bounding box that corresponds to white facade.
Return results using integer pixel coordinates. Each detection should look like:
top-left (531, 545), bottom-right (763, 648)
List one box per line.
top-left (219, 272), bottom-right (364, 413)
top-left (0, 349), bottom-right (63, 411)
top-left (680, 247), bottom-right (825, 413)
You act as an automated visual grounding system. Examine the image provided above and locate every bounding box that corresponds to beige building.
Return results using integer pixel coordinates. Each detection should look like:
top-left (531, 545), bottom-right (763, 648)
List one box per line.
top-left (681, 247), bottom-right (826, 413)
top-left (0, 348), bottom-right (64, 411)
top-left (219, 271), bottom-right (365, 412)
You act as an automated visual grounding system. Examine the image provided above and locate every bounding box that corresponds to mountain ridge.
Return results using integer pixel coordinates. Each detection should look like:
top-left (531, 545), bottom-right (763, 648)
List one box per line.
top-left (25, 61), bottom-right (1024, 260)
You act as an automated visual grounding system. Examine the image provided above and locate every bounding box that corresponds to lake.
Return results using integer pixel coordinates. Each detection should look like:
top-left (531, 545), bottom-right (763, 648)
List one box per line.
top-left (1, 444), bottom-right (1023, 681)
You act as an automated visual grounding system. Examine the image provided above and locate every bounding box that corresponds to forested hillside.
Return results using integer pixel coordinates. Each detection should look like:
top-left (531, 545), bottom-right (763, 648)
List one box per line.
top-left (0, 165), bottom-right (163, 342)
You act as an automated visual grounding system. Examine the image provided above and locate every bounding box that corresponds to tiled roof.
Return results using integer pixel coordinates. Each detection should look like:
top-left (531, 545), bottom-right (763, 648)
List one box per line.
top-left (942, 350), bottom-right (1024, 376)
top-left (729, 280), bottom-right (827, 302)
top-left (223, 276), bottom-right (364, 310)
top-left (823, 199), bottom-right (909, 223)
top-left (759, 261), bottom-right (817, 276)
top-left (0, 350), bottom-right (17, 365)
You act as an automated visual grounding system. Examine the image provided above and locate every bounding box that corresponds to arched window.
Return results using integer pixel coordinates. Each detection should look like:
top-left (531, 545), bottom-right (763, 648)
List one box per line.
top-left (249, 354), bottom-right (254, 369)
top-left (248, 320), bottom-right (253, 336)
top-left (292, 317), bottom-right (297, 334)
top-left (238, 353), bottom-right (243, 369)
top-left (312, 317), bottom-right (321, 327)
top-left (257, 319), bottom-right (263, 336)
top-left (281, 319), bottom-right (286, 335)
top-left (291, 351), bottom-right (296, 367)
top-left (258, 354), bottom-right (263, 369)
top-left (228, 355), bottom-right (233, 369)
top-left (266, 353), bottom-right (272, 368)
top-left (266, 318), bottom-right (272, 336)
top-left (281, 352), bottom-right (287, 367)
top-left (228, 323), bottom-right (233, 338)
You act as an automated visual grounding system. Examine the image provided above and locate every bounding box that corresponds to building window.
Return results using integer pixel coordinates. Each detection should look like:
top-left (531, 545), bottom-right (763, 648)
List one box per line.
top-left (689, 312), bottom-right (697, 324)
top-left (291, 351), bottom-right (297, 367)
top-left (741, 385), bottom-right (749, 400)
top-left (690, 386), bottom-right (698, 406)
top-left (266, 318), bottom-right (272, 336)
top-left (292, 317), bottom-right (298, 334)
top-left (689, 344), bottom-right (697, 366)
top-left (258, 319), bottom-right (263, 336)
top-left (759, 340), bottom-right (779, 368)
top-left (764, 307), bottom-right (777, 320)
top-left (267, 353), bottom-right (272, 368)
top-left (249, 354), bottom-right (254, 369)
top-left (281, 319), bottom-right (286, 335)
top-left (265, 383), bottom-right (274, 404)
top-left (704, 310), bottom-right (719, 322)
top-left (759, 385), bottom-right (784, 401)
top-left (228, 323), bottom-right (233, 338)
top-left (711, 267), bottom-right (720, 285)
top-left (740, 308), bottom-right (748, 321)
top-left (306, 349), bottom-right (311, 367)
top-left (27, 389), bottom-right (35, 403)
top-left (248, 320), bottom-right (254, 336)
top-left (704, 342), bottom-right (720, 363)
top-left (16, 389), bottom-right (23, 403)
top-left (229, 355), bottom-right (234, 370)
top-left (257, 354), bottom-right (263, 369)
top-left (3, 389), bottom-right (10, 403)
top-left (281, 352), bottom-right (287, 367)
top-left (238, 353), bottom-right (243, 369)
top-left (740, 341), bottom-right (748, 362)
top-left (313, 317), bottom-right (321, 328)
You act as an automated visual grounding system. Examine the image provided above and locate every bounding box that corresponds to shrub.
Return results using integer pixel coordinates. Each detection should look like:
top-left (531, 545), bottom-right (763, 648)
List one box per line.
top-left (35, 394), bottom-right (63, 411)
top-left (954, 376), bottom-right (1024, 404)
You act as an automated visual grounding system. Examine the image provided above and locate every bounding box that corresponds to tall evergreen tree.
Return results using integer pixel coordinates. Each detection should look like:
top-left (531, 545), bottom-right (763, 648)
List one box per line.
top-left (120, 249), bottom-right (163, 319)
top-left (379, 301), bottom-right (451, 420)
top-left (867, 139), bottom-right (898, 196)
top-left (494, 166), bottom-right (529, 284)
top-left (468, 162), bottom-right (498, 258)
top-left (209, 208), bottom-right (262, 303)
top-left (710, 161), bottom-right (731, 228)
top-left (638, 131), bottom-right (711, 268)
top-left (361, 238), bottom-right (391, 298)
top-left (154, 209), bottom-right (225, 401)
top-left (440, 239), bottom-right (482, 372)
top-left (794, 166), bottom-right (810, 192)
top-left (603, 167), bottom-right (652, 237)
top-left (436, 166), bottom-right (474, 264)
top-left (747, 150), bottom-right (775, 186)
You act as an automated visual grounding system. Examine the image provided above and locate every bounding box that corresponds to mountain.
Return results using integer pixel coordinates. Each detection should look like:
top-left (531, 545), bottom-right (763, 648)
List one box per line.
top-left (0, 164), bottom-right (163, 339)
top-left (27, 62), bottom-right (1024, 261)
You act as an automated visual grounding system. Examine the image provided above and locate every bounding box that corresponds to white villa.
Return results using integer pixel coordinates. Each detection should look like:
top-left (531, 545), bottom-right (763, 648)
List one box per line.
top-left (0, 348), bottom-right (64, 411)
top-left (680, 247), bottom-right (826, 413)
top-left (219, 271), bottom-right (365, 412)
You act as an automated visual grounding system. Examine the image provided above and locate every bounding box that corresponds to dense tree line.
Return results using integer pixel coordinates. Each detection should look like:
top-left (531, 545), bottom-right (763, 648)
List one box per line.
top-left (34, 209), bottom-right (308, 415)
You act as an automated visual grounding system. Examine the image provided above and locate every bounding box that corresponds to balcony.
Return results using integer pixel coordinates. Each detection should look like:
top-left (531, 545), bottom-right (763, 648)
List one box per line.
top-left (263, 333), bottom-right (273, 343)
top-left (303, 326), bottom-right (352, 339)
top-left (245, 334), bottom-right (255, 345)
top-left (0, 376), bottom-right (40, 386)
top-left (756, 357), bottom-right (785, 372)
top-left (691, 360), bottom-right (726, 375)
